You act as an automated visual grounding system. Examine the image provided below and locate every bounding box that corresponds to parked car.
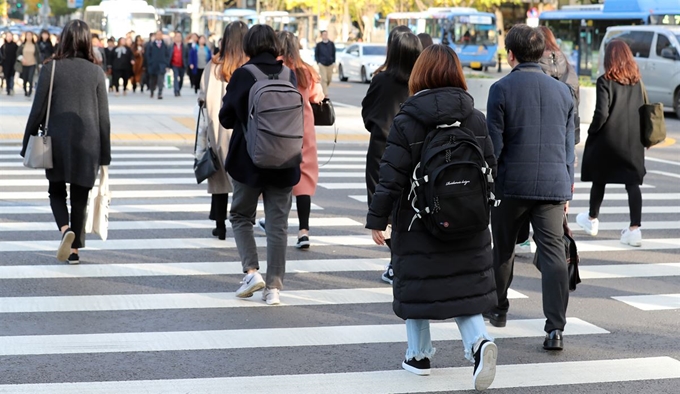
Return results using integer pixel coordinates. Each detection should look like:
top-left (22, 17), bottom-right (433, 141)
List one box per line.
top-left (598, 25), bottom-right (680, 117)
top-left (337, 43), bottom-right (386, 83)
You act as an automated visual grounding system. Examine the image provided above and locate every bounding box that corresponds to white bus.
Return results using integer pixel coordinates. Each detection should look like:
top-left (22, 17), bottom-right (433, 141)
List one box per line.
top-left (84, 0), bottom-right (159, 40)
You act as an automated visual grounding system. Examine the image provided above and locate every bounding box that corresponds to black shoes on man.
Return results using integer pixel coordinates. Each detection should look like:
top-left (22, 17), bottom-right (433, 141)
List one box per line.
top-left (484, 312), bottom-right (564, 351)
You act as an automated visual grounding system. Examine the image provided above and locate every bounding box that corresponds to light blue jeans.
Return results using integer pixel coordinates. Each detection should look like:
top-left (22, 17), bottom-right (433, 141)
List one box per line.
top-left (406, 314), bottom-right (493, 363)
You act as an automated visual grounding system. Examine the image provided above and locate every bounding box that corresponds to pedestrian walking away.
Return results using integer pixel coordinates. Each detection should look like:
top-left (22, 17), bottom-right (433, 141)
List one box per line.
top-left (270, 30), bottom-right (325, 250)
top-left (112, 38), bottom-right (133, 95)
top-left (196, 22), bottom-right (246, 240)
top-left (190, 35), bottom-right (212, 94)
top-left (219, 24), bottom-right (302, 306)
top-left (486, 25), bottom-right (575, 351)
top-left (0, 32), bottom-right (19, 95)
top-left (147, 31), bottom-right (169, 99)
top-left (170, 32), bottom-right (189, 97)
top-left (314, 30), bottom-right (335, 98)
top-left (20, 19), bottom-right (111, 265)
top-left (361, 25), bottom-right (419, 285)
top-left (577, 40), bottom-right (646, 247)
top-left (17, 31), bottom-right (40, 98)
top-left (366, 44), bottom-right (498, 391)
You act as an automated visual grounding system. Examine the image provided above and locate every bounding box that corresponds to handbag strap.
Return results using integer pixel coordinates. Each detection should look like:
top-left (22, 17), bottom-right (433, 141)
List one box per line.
top-left (640, 80), bottom-right (649, 105)
top-left (42, 61), bottom-right (56, 136)
top-left (193, 103), bottom-right (204, 153)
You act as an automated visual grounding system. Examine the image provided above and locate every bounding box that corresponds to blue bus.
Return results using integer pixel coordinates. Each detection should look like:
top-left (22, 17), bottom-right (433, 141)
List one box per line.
top-left (540, 0), bottom-right (680, 78)
top-left (385, 8), bottom-right (498, 70)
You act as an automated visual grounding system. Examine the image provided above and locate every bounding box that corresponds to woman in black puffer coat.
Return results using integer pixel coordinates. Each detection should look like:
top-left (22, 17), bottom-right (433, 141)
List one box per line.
top-left (366, 45), bottom-right (498, 391)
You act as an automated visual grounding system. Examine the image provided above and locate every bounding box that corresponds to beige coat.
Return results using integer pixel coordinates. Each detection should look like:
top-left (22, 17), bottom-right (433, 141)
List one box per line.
top-left (198, 62), bottom-right (232, 194)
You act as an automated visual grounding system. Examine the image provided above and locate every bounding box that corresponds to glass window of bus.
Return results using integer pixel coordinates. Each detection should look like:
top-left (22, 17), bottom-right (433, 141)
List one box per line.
top-left (448, 15), bottom-right (496, 47)
top-left (131, 13), bottom-right (157, 36)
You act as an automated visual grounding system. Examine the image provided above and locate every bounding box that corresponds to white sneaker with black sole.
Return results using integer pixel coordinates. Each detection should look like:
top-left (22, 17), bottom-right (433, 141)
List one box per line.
top-left (402, 357), bottom-right (431, 376)
top-left (57, 229), bottom-right (75, 262)
top-left (235, 271), bottom-right (265, 298)
top-left (473, 340), bottom-right (497, 391)
top-left (381, 263), bottom-right (394, 285)
top-left (262, 288), bottom-right (281, 305)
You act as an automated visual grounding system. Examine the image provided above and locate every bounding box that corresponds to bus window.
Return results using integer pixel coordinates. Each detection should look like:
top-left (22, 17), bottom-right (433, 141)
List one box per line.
top-left (448, 15), bottom-right (496, 47)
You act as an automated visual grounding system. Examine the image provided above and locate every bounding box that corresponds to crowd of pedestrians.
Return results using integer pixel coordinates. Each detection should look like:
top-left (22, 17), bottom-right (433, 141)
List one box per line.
top-left (18, 17), bottom-right (651, 391)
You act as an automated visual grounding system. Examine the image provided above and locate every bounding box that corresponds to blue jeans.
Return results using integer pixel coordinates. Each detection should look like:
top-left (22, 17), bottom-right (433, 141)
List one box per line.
top-left (172, 66), bottom-right (185, 94)
top-left (406, 314), bottom-right (493, 363)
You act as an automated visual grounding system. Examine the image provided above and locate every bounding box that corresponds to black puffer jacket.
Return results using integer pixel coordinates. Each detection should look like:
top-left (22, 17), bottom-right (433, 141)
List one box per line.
top-left (366, 88), bottom-right (497, 320)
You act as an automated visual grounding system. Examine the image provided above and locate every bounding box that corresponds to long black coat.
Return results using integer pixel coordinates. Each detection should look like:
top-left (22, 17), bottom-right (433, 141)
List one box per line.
top-left (361, 71), bottom-right (409, 207)
top-left (21, 58), bottom-right (111, 188)
top-left (1, 41), bottom-right (19, 74)
top-left (366, 88), bottom-right (498, 320)
top-left (582, 76), bottom-right (646, 185)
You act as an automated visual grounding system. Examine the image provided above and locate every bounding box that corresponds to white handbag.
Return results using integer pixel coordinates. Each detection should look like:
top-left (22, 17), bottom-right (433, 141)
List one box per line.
top-left (86, 166), bottom-right (111, 241)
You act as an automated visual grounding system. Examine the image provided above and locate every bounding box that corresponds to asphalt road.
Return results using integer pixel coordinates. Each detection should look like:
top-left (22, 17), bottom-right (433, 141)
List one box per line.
top-left (0, 81), bottom-right (679, 393)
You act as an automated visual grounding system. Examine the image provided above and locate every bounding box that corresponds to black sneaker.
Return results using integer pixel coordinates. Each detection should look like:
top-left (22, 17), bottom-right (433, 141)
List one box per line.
top-left (473, 340), bottom-right (497, 391)
top-left (68, 253), bottom-right (80, 265)
top-left (402, 357), bottom-right (431, 376)
top-left (295, 235), bottom-right (310, 249)
top-left (381, 263), bottom-right (394, 285)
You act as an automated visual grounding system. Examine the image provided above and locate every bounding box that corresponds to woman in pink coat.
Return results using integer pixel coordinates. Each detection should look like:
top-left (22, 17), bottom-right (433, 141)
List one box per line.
top-left (276, 31), bottom-right (324, 249)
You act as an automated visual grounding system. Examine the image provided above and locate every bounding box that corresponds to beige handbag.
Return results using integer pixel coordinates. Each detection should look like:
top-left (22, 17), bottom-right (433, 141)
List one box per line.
top-left (23, 61), bottom-right (56, 169)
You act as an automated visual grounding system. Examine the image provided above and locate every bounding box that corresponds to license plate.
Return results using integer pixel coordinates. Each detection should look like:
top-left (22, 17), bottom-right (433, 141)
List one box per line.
top-left (470, 61), bottom-right (482, 69)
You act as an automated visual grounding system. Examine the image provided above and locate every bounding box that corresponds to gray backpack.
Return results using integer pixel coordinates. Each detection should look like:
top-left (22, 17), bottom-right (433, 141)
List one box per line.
top-left (243, 64), bottom-right (304, 169)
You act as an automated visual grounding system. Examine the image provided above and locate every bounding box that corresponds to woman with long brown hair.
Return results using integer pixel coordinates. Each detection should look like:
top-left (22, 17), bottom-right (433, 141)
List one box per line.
top-left (131, 35), bottom-right (145, 93)
top-left (366, 44), bottom-right (497, 390)
top-left (196, 21), bottom-right (247, 239)
top-left (266, 30), bottom-right (324, 249)
top-left (577, 40), bottom-right (646, 247)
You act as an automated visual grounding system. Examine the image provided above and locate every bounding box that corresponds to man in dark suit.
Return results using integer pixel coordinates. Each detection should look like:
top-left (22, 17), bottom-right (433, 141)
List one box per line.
top-left (146, 31), bottom-right (170, 100)
top-left (485, 25), bottom-right (575, 351)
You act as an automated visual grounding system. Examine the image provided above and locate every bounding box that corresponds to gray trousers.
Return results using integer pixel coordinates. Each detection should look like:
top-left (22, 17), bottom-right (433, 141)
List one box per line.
top-left (491, 198), bottom-right (569, 333)
top-left (229, 179), bottom-right (292, 290)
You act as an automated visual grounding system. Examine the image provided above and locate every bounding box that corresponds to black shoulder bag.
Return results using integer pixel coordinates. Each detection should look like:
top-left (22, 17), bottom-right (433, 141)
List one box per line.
top-left (193, 104), bottom-right (219, 184)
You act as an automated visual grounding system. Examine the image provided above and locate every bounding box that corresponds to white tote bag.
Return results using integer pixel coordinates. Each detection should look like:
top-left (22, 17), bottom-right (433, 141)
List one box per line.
top-left (86, 166), bottom-right (111, 241)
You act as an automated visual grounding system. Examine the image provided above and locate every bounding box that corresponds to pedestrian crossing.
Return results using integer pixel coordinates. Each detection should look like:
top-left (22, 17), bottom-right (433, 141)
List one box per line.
top-left (1, 143), bottom-right (679, 392)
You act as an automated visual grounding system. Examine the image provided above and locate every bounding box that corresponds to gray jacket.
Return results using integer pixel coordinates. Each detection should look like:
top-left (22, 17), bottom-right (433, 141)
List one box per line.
top-left (21, 58), bottom-right (111, 188)
top-left (486, 62), bottom-right (575, 201)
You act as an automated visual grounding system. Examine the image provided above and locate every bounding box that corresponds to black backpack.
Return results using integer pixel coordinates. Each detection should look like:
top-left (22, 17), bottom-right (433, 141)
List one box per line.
top-left (407, 122), bottom-right (498, 241)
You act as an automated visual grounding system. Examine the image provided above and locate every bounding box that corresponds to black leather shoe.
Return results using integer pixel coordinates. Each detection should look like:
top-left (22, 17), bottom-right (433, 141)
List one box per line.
top-left (543, 330), bottom-right (563, 351)
top-left (212, 227), bottom-right (226, 240)
top-left (483, 311), bottom-right (507, 328)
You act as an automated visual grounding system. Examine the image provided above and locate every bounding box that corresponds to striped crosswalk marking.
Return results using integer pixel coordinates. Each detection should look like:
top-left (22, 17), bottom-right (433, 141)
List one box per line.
top-left (1, 357), bottom-right (675, 394)
top-left (612, 294), bottom-right (680, 311)
top-left (0, 318), bottom-right (606, 356)
top-left (0, 203), bottom-right (322, 215)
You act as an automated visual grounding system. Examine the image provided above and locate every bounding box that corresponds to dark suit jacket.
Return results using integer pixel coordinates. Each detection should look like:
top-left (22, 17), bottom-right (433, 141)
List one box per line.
top-left (146, 40), bottom-right (169, 75)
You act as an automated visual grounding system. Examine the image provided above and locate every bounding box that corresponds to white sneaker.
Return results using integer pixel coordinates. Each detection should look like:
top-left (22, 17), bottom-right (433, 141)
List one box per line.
top-left (576, 212), bottom-right (599, 236)
top-left (262, 288), bottom-right (281, 305)
top-left (514, 240), bottom-right (532, 254)
top-left (620, 228), bottom-right (642, 247)
top-left (235, 271), bottom-right (265, 298)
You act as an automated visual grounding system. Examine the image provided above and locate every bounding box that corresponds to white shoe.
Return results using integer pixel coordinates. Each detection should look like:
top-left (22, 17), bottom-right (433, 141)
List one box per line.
top-left (514, 240), bottom-right (532, 254)
top-left (473, 340), bottom-right (497, 391)
top-left (235, 271), bottom-right (265, 298)
top-left (620, 228), bottom-right (642, 247)
top-left (262, 288), bottom-right (281, 305)
top-left (576, 212), bottom-right (599, 236)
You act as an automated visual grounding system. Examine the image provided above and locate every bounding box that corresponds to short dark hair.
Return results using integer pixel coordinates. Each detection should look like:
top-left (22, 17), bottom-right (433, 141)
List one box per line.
top-left (320, 30), bottom-right (327, 34)
top-left (243, 24), bottom-right (278, 58)
top-left (505, 24), bottom-right (545, 63)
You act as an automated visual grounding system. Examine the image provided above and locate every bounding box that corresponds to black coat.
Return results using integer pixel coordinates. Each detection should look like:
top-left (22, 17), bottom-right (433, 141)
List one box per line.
top-left (21, 58), bottom-right (111, 188)
top-left (361, 71), bottom-right (410, 207)
top-left (146, 40), bottom-right (170, 75)
top-left (112, 46), bottom-right (133, 72)
top-left (1, 41), bottom-right (19, 73)
top-left (366, 88), bottom-right (497, 321)
top-left (582, 77), bottom-right (646, 184)
top-left (487, 63), bottom-right (575, 201)
top-left (218, 53), bottom-right (300, 189)
top-left (38, 40), bottom-right (54, 62)
top-left (539, 50), bottom-right (581, 144)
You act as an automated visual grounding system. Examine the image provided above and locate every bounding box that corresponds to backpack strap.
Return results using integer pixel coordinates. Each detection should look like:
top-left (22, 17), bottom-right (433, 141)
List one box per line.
top-left (244, 63), bottom-right (292, 81)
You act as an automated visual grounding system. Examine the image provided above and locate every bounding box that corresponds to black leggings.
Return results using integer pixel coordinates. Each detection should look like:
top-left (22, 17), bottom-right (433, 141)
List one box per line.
top-left (589, 182), bottom-right (642, 227)
top-left (112, 69), bottom-right (131, 92)
top-left (210, 193), bottom-right (229, 228)
top-left (296, 195), bottom-right (311, 231)
top-left (49, 181), bottom-right (92, 249)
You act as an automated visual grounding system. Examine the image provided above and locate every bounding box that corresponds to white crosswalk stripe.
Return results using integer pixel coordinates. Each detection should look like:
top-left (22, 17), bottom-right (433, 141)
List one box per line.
top-left (0, 143), bottom-right (679, 392)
